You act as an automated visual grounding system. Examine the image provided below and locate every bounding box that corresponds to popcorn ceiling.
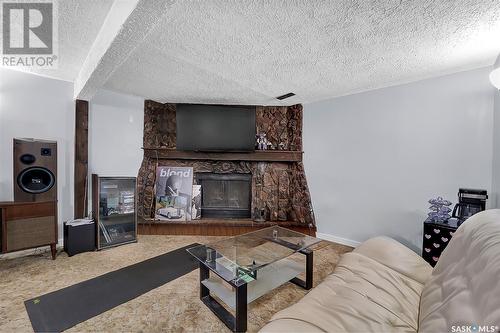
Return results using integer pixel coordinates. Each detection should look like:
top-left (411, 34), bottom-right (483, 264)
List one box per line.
top-left (32, 1), bottom-right (500, 104)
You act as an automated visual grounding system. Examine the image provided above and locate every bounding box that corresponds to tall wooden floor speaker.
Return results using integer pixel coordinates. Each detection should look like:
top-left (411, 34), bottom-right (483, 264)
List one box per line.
top-left (14, 138), bottom-right (57, 202)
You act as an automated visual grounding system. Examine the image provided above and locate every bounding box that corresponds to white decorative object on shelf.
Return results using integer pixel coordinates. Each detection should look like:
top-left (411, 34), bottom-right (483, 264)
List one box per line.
top-left (426, 196), bottom-right (452, 222)
top-left (256, 133), bottom-right (269, 150)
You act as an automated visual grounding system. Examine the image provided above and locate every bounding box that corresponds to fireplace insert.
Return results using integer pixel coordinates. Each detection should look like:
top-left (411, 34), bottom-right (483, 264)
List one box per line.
top-left (196, 173), bottom-right (251, 219)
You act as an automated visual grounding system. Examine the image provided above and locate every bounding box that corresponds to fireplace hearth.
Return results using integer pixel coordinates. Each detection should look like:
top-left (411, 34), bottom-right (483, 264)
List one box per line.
top-left (196, 173), bottom-right (252, 219)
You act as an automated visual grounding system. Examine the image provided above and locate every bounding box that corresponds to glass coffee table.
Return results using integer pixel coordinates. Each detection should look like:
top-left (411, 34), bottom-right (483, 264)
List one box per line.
top-left (187, 226), bottom-right (322, 332)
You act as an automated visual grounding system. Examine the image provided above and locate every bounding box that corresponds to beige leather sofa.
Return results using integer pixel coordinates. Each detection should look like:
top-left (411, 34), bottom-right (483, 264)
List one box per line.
top-left (261, 209), bottom-right (500, 332)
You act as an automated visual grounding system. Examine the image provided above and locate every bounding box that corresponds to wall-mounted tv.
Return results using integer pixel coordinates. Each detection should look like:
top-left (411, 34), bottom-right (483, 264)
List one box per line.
top-left (176, 104), bottom-right (256, 152)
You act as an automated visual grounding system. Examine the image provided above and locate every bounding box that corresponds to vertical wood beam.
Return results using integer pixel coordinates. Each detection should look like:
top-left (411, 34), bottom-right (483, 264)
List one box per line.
top-left (75, 99), bottom-right (89, 218)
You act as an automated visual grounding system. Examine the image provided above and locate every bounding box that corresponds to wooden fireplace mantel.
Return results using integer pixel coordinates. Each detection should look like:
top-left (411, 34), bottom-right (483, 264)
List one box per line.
top-left (142, 148), bottom-right (303, 162)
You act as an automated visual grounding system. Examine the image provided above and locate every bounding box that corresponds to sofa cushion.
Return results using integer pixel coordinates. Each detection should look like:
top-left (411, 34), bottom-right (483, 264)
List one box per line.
top-left (261, 249), bottom-right (427, 332)
top-left (354, 236), bottom-right (432, 285)
top-left (257, 319), bottom-right (323, 332)
top-left (418, 210), bottom-right (500, 332)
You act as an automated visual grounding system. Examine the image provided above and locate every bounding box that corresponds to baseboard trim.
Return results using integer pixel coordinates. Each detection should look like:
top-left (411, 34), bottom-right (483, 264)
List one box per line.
top-left (316, 232), bottom-right (361, 248)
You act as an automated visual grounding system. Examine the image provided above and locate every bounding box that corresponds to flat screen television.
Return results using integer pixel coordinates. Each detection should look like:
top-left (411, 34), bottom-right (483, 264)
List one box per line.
top-left (176, 104), bottom-right (256, 152)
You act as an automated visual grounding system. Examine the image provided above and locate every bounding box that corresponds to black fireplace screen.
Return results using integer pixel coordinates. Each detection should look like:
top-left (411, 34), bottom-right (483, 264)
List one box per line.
top-left (196, 173), bottom-right (251, 218)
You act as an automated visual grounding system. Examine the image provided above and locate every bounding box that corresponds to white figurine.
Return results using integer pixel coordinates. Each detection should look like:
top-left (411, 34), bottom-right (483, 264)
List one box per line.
top-left (256, 133), bottom-right (268, 150)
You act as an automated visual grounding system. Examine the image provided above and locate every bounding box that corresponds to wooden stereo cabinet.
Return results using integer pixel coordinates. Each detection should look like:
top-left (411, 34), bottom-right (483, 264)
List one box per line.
top-left (0, 201), bottom-right (58, 259)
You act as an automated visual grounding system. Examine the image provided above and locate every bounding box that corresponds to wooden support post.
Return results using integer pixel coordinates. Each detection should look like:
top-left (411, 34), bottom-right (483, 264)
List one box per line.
top-left (74, 99), bottom-right (89, 219)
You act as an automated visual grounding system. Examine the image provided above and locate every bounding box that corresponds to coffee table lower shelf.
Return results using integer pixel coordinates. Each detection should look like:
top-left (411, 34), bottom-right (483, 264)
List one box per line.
top-left (198, 249), bottom-right (313, 332)
top-left (202, 258), bottom-right (302, 310)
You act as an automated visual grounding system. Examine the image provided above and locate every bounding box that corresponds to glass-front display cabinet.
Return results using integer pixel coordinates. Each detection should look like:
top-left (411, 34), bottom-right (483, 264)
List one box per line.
top-left (92, 175), bottom-right (137, 249)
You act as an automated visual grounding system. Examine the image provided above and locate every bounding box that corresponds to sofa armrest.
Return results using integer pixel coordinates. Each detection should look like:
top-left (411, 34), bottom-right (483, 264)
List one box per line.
top-left (354, 236), bottom-right (432, 284)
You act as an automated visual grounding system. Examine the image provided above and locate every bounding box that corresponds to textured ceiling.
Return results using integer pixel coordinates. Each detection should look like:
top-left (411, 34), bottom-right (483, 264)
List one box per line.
top-left (12, 0), bottom-right (500, 104)
top-left (21, 0), bottom-right (114, 82)
top-left (102, 0), bottom-right (500, 105)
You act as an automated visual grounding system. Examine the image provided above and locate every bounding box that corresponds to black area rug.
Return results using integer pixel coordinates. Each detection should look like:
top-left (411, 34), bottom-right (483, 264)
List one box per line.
top-left (25, 243), bottom-right (200, 332)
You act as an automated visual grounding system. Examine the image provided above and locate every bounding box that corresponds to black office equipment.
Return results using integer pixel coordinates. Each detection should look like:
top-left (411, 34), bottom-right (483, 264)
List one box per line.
top-left (451, 188), bottom-right (488, 221)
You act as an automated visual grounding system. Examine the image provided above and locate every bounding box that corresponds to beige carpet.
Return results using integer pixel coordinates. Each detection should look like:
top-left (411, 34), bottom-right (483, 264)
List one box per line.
top-left (0, 235), bottom-right (352, 332)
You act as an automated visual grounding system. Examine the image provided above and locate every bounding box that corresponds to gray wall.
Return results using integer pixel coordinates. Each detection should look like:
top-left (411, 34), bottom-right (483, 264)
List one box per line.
top-left (493, 88), bottom-right (500, 208)
top-left (89, 89), bottom-right (144, 177)
top-left (304, 67), bottom-right (495, 251)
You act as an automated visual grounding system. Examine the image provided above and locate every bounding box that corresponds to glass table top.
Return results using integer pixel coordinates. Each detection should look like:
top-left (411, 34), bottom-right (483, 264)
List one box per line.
top-left (187, 226), bottom-right (322, 286)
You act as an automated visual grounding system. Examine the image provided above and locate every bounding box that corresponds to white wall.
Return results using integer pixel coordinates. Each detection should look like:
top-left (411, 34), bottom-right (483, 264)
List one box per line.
top-left (492, 88), bottom-right (500, 208)
top-left (0, 68), bottom-right (75, 240)
top-left (89, 89), bottom-right (144, 177)
top-left (304, 67), bottom-right (495, 251)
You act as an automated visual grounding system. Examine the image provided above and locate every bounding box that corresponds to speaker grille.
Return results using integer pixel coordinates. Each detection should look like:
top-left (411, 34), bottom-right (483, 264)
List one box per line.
top-left (17, 167), bottom-right (55, 194)
top-left (6, 216), bottom-right (55, 251)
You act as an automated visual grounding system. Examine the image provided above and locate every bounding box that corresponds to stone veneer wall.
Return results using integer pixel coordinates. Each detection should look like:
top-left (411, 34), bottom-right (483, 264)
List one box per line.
top-left (137, 100), bottom-right (315, 226)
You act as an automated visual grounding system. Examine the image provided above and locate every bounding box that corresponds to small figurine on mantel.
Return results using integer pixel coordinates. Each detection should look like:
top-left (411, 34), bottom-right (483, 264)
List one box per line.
top-left (256, 133), bottom-right (269, 150)
top-left (426, 196), bottom-right (452, 222)
top-left (253, 207), bottom-right (266, 222)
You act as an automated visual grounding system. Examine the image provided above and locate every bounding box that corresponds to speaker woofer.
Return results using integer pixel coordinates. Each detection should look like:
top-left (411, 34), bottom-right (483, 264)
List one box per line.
top-left (17, 167), bottom-right (55, 194)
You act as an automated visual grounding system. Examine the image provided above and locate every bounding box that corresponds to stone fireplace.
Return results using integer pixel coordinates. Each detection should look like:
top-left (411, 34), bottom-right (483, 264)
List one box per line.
top-left (137, 101), bottom-right (316, 229)
top-left (196, 173), bottom-right (252, 219)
